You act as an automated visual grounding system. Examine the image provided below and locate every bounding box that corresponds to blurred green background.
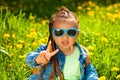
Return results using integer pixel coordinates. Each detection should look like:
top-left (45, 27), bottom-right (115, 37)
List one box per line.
top-left (1, 0), bottom-right (120, 19)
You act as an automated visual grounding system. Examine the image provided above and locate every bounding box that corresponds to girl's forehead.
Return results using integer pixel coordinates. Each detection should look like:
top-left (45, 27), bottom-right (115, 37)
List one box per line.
top-left (52, 18), bottom-right (78, 28)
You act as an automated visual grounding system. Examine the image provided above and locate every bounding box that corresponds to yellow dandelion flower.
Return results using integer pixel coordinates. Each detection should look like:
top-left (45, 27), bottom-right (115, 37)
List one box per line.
top-left (116, 74), bottom-right (120, 79)
top-left (101, 37), bottom-right (108, 43)
top-left (87, 45), bottom-right (94, 51)
top-left (87, 11), bottom-right (94, 16)
top-left (38, 39), bottom-right (43, 44)
top-left (29, 15), bottom-right (34, 20)
top-left (89, 52), bottom-right (94, 55)
top-left (99, 11), bottom-right (103, 15)
top-left (113, 4), bottom-right (118, 8)
top-left (19, 54), bottom-right (26, 59)
top-left (110, 18), bottom-right (115, 22)
top-left (26, 43), bottom-right (30, 47)
top-left (106, 12), bottom-right (112, 17)
top-left (12, 33), bottom-right (16, 39)
top-left (106, 5), bottom-right (113, 11)
top-left (4, 33), bottom-right (10, 38)
top-left (18, 40), bottom-right (24, 44)
top-left (32, 42), bottom-right (38, 46)
top-left (26, 34), bottom-right (32, 38)
top-left (16, 44), bottom-right (23, 49)
top-left (8, 64), bottom-right (13, 67)
top-left (115, 9), bottom-right (119, 13)
top-left (88, 1), bottom-right (93, 5)
top-left (9, 53), bottom-right (14, 58)
top-left (6, 46), bottom-right (12, 49)
top-left (87, 7), bottom-right (91, 10)
top-left (30, 31), bottom-right (37, 37)
top-left (112, 67), bottom-right (119, 72)
top-left (77, 6), bottom-right (82, 10)
top-left (98, 76), bottom-right (106, 80)
top-left (95, 6), bottom-right (99, 11)
top-left (23, 64), bottom-right (27, 68)
top-left (115, 48), bottom-right (119, 52)
top-left (42, 20), bottom-right (47, 25)
top-left (30, 28), bottom-right (36, 32)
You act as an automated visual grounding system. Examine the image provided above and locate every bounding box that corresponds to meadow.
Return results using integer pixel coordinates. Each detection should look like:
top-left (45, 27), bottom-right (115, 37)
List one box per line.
top-left (0, 1), bottom-right (120, 80)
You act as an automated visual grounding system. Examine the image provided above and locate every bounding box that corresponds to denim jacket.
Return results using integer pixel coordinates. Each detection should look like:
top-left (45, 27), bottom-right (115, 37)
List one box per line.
top-left (26, 42), bottom-right (98, 80)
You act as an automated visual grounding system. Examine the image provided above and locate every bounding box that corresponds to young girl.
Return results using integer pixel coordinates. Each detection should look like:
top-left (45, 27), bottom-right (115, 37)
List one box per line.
top-left (26, 6), bottom-right (98, 80)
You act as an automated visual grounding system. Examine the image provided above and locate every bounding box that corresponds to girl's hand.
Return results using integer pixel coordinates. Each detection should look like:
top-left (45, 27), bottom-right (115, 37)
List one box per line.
top-left (35, 41), bottom-right (59, 64)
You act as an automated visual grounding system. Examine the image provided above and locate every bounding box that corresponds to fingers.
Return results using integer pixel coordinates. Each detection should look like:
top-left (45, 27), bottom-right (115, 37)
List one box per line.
top-left (45, 49), bottom-right (59, 60)
top-left (46, 41), bottom-right (52, 52)
top-left (36, 49), bottom-right (59, 64)
top-left (49, 49), bottom-right (59, 57)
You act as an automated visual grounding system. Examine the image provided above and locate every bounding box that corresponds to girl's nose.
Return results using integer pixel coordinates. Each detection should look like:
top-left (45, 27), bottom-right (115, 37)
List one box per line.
top-left (62, 33), bottom-right (69, 38)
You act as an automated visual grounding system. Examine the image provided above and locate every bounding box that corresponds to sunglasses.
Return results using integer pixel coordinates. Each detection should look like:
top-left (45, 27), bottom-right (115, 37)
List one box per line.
top-left (51, 28), bottom-right (79, 37)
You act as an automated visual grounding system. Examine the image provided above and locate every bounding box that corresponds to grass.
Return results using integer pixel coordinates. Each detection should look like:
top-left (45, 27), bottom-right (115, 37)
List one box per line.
top-left (0, 1), bottom-right (120, 80)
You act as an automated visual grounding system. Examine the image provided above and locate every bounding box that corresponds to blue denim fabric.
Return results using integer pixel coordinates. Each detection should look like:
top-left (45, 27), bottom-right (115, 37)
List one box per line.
top-left (26, 42), bottom-right (98, 80)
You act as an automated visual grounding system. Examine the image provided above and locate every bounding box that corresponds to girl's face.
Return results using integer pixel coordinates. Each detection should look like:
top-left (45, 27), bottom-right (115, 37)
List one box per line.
top-left (51, 18), bottom-right (80, 51)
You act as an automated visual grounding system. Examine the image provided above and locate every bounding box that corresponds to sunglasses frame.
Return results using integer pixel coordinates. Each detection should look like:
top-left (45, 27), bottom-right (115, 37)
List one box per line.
top-left (51, 28), bottom-right (79, 37)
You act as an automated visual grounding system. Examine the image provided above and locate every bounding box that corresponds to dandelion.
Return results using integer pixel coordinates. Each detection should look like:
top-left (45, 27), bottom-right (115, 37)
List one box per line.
top-left (42, 20), bottom-right (47, 25)
top-left (18, 40), bottom-right (24, 44)
top-left (100, 15), bottom-right (105, 19)
top-left (101, 37), bottom-right (108, 43)
top-left (87, 45), bottom-right (94, 51)
top-left (88, 1), bottom-right (93, 5)
top-left (115, 48), bottom-right (119, 52)
top-left (16, 44), bottom-right (23, 49)
top-left (26, 43), bottom-right (30, 47)
top-left (113, 4), bottom-right (118, 8)
top-left (89, 52), bottom-right (94, 55)
top-left (32, 42), bottom-right (38, 46)
top-left (9, 53), bottom-right (14, 58)
top-left (116, 74), bottom-right (120, 79)
top-left (8, 64), bottom-right (13, 67)
top-left (30, 28), bottom-right (36, 32)
top-left (4, 33), bottom-right (10, 38)
top-left (95, 6), bottom-right (99, 11)
top-left (6, 46), bottom-right (12, 49)
top-left (38, 39), bottom-right (43, 44)
top-left (106, 5), bottom-right (113, 11)
top-left (29, 15), bottom-right (34, 20)
top-left (19, 54), bottom-right (26, 59)
top-left (77, 6), bottom-right (82, 10)
top-left (23, 64), bottom-right (27, 68)
top-left (87, 11), bottom-right (94, 17)
top-left (98, 76), bottom-right (106, 80)
top-left (30, 31), bottom-right (37, 37)
top-left (12, 33), bottom-right (16, 39)
top-left (26, 34), bottom-right (32, 38)
top-left (112, 67), bottom-right (119, 72)
top-left (87, 7), bottom-right (91, 10)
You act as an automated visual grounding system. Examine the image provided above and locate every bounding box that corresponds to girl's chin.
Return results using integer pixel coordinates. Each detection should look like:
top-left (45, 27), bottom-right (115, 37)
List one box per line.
top-left (59, 45), bottom-right (70, 50)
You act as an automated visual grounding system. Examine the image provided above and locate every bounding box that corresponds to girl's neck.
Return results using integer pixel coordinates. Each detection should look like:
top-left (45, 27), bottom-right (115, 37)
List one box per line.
top-left (60, 46), bottom-right (75, 56)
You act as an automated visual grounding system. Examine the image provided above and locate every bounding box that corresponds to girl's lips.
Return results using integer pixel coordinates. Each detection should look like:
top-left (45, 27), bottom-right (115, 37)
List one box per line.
top-left (61, 41), bottom-right (69, 46)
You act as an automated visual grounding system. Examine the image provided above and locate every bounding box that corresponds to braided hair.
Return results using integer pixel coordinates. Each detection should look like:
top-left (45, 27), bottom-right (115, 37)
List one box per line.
top-left (39, 6), bottom-right (79, 80)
